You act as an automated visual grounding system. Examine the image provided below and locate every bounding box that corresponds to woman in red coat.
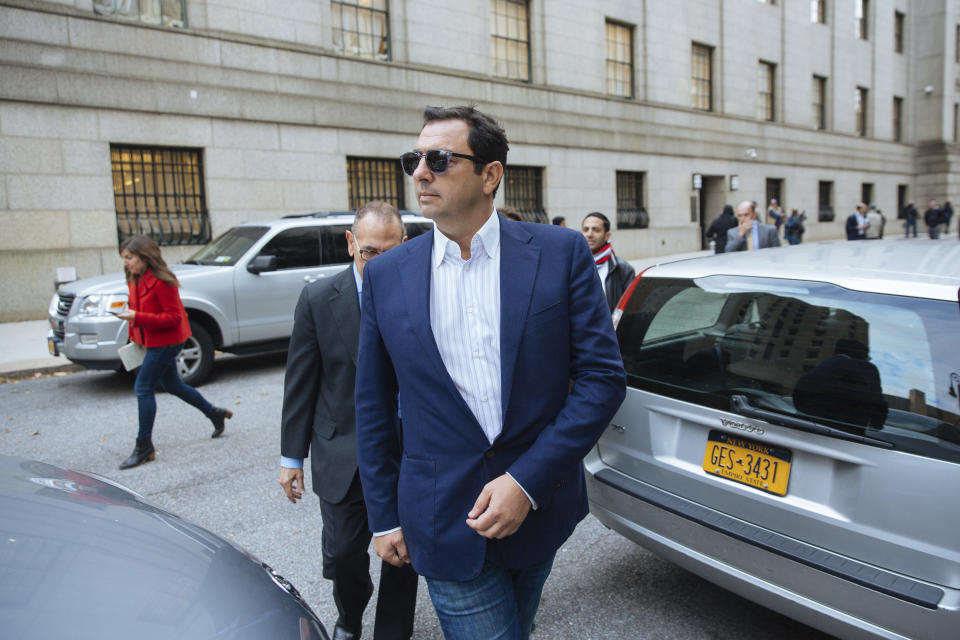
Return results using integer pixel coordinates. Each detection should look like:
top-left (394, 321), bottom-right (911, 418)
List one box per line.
top-left (114, 235), bottom-right (232, 469)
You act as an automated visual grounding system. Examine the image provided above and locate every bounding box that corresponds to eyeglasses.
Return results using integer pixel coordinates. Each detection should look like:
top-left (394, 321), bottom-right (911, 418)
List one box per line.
top-left (400, 149), bottom-right (488, 176)
top-left (352, 235), bottom-right (383, 262)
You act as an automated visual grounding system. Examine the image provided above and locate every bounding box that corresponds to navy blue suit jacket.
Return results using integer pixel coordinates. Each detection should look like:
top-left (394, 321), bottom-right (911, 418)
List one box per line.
top-left (355, 215), bottom-right (626, 581)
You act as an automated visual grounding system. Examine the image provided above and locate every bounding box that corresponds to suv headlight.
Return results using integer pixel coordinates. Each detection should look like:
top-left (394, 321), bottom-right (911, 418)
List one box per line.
top-left (75, 293), bottom-right (128, 317)
top-left (48, 293), bottom-right (59, 317)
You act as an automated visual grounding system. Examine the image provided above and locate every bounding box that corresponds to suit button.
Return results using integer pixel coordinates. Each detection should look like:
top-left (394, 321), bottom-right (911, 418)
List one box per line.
top-left (485, 450), bottom-right (495, 459)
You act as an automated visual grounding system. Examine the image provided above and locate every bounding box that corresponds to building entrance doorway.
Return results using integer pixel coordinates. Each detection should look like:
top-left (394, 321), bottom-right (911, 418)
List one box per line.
top-left (698, 175), bottom-right (727, 250)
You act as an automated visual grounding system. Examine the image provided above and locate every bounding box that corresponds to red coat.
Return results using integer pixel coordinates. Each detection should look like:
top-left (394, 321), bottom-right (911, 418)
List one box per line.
top-left (127, 270), bottom-right (191, 347)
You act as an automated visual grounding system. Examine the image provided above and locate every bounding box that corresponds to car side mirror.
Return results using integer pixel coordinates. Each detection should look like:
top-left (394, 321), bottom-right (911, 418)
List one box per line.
top-left (247, 255), bottom-right (278, 274)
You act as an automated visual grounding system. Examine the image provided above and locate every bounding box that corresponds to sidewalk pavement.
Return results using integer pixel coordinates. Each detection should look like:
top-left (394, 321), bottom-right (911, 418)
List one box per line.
top-left (0, 320), bottom-right (78, 379)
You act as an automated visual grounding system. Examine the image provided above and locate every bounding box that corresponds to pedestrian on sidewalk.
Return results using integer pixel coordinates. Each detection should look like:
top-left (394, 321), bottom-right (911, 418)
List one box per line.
top-left (115, 235), bottom-right (233, 470)
top-left (903, 201), bottom-right (919, 238)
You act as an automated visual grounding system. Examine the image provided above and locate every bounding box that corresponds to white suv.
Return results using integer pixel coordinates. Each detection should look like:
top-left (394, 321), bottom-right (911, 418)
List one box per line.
top-left (47, 212), bottom-right (432, 385)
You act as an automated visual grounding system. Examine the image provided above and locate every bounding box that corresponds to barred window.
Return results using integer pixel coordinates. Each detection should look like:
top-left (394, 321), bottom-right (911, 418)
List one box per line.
top-left (346, 157), bottom-right (405, 212)
top-left (691, 43), bottom-right (713, 111)
top-left (758, 61), bottom-right (776, 121)
top-left (491, 0), bottom-right (530, 82)
top-left (111, 145), bottom-right (209, 246)
top-left (606, 21), bottom-right (634, 99)
top-left (93, 0), bottom-right (185, 27)
top-left (894, 11), bottom-right (905, 53)
top-left (811, 0), bottom-right (826, 24)
top-left (856, 0), bottom-right (869, 40)
top-left (856, 86), bottom-right (868, 136)
top-left (616, 171), bottom-right (648, 230)
top-left (812, 75), bottom-right (827, 130)
top-left (504, 166), bottom-right (546, 223)
top-left (332, 0), bottom-right (390, 60)
top-left (818, 180), bottom-right (834, 222)
top-left (893, 96), bottom-right (903, 142)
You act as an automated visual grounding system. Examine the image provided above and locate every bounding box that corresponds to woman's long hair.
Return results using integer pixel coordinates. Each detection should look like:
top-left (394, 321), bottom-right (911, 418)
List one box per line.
top-left (119, 235), bottom-right (180, 288)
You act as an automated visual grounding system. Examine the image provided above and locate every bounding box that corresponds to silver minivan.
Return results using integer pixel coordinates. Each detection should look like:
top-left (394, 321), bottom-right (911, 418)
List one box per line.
top-left (585, 239), bottom-right (960, 640)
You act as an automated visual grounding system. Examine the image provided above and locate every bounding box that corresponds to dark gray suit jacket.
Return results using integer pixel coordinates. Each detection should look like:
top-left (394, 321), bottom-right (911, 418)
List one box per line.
top-left (724, 223), bottom-right (780, 252)
top-left (280, 266), bottom-right (361, 504)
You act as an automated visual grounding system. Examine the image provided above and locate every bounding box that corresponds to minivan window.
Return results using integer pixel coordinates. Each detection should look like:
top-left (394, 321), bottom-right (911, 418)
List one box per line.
top-left (257, 227), bottom-right (321, 270)
top-left (618, 275), bottom-right (960, 463)
top-left (185, 226), bottom-right (267, 266)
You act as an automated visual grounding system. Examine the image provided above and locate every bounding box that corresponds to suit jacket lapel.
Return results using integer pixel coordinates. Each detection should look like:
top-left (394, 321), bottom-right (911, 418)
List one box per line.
top-left (331, 266), bottom-right (361, 365)
top-left (499, 222), bottom-right (540, 420)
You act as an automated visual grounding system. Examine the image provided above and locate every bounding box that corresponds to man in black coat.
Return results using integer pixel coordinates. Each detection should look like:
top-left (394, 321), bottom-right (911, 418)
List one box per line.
top-left (706, 204), bottom-right (737, 253)
top-left (902, 200), bottom-right (919, 238)
top-left (279, 202), bottom-right (418, 640)
top-left (924, 199), bottom-right (944, 239)
top-left (581, 211), bottom-right (636, 311)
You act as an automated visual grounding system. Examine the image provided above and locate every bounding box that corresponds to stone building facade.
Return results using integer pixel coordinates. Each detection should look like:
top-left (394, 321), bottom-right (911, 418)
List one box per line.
top-left (1, 0), bottom-right (958, 320)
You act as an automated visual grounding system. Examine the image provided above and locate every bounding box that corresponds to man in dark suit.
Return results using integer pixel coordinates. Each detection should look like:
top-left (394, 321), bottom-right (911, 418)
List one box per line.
top-left (279, 202), bottom-right (418, 640)
top-left (845, 202), bottom-right (869, 240)
top-left (581, 211), bottom-right (636, 311)
top-left (355, 106), bottom-right (626, 640)
top-left (724, 200), bottom-right (781, 251)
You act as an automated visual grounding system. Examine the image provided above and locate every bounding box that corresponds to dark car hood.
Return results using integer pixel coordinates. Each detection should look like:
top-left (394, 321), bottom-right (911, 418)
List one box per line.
top-left (0, 455), bottom-right (326, 640)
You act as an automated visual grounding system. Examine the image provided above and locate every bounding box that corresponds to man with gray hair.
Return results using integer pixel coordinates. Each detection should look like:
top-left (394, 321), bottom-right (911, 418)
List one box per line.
top-left (279, 201), bottom-right (418, 640)
top-left (725, 200), bottom-right (781, 251)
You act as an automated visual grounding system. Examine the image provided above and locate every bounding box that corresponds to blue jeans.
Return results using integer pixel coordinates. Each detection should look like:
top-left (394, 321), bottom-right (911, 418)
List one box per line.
top-left (134, 343), bottom-right (213, 440)
top-left (905, 219), bottom-right (917, 237)
top-left (426, 543), bottom-right (555, 640)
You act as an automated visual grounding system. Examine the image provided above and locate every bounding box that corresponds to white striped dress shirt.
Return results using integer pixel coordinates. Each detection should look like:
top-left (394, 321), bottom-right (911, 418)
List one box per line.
top-left (430, 211), bottom-right (502, 443)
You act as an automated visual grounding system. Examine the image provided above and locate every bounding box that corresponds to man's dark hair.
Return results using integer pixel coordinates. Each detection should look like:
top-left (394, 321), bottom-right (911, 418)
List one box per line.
top-left (498, 205), bottom-right (522, 221)
top-left (551, 216), bottom-right (565, 226)
top-left (353, 200), bottom-right (405, 238)
top-left (583, 212), bottom-right (610, 233)
top-left (422, 106), bottom-right (509, 198)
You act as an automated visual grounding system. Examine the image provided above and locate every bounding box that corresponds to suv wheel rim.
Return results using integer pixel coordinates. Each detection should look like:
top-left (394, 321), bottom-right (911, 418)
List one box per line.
top-left (177, 337), bottom-right (202, 379)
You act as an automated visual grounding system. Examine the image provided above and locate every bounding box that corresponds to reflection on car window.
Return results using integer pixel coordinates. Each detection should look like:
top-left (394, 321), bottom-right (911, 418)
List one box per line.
top-left (257, 227), bottom-right (321, 270)
top-left (186, 227), bottom-right (267, 266)
top-left (618, 275), bottom-right (960, 463)
top-left (645, 287), bottom-right (725, 342)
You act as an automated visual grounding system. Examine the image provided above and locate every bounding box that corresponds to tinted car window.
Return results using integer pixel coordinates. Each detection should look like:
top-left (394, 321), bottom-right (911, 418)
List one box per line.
top-left (618, 275), bottom-right (960, 463)
top-left (257, 227), bottom-right (321, 270)
top-left (321, 224), bottom-right (352, 264)
top-left (406, 222), bottom-right (433, 239)
top-left (186, 226), bottom-right (267, 266)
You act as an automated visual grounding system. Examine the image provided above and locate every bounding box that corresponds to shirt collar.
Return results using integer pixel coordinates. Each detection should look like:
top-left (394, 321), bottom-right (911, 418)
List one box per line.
top-left (431, 209), bottom-right (501, 267)
top-left (352, 261), bottom-right (362, 298)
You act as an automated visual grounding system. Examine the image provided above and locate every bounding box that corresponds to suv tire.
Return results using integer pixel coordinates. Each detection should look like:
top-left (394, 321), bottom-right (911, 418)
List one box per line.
top-left (178, 320), bottom-right (214, 387)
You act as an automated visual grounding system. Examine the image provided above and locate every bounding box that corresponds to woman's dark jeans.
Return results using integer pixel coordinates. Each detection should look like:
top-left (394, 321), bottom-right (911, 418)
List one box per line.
top-left (135, 343), bottom-right (213, 440)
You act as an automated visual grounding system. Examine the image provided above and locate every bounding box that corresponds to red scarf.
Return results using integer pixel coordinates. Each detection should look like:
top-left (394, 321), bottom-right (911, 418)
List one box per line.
top-left (593, 243), bottom-right (613, 265)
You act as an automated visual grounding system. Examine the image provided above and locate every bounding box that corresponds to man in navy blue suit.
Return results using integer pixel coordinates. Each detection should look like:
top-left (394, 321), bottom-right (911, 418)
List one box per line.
top-left (355, 106), bottom-right (626, 640)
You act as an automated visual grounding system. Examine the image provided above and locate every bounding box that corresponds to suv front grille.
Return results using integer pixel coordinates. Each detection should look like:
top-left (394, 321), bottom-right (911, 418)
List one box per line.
top-left (56, 292), bottom-right (75, 317)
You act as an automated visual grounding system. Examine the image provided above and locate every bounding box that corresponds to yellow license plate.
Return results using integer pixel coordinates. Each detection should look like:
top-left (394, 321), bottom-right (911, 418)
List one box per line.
top-left (702, 430), bottom-right (792, 496)
top-left (47, 337), bottom-right (56, 356)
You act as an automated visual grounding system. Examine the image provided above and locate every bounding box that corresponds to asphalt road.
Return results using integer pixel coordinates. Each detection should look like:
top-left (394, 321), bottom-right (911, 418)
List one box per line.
top-left (0, 355), bottom-right (835, 640)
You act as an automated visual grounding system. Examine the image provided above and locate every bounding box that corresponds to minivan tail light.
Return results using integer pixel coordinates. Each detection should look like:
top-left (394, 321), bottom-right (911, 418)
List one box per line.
top-left (612, 265), bottom-right (654, 330)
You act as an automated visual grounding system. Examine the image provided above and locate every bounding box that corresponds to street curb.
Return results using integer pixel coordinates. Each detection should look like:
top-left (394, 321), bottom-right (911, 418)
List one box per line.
top-left (0, 363), bottom-right (85, 382)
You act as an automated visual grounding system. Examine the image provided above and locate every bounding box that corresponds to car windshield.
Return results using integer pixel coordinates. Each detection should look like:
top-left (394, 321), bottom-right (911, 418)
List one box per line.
top-left (618, 275), bottom-right (960, 463)
top-left (184, 226), bottom-right (268, 266)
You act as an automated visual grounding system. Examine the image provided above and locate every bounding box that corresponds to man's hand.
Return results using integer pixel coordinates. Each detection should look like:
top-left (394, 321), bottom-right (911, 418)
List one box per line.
top-left (278, 467), bottom-right (304, 503)
top-left (374, 530), bottom-right (410, 567)
top-left (466, 474), bottom-right (532, 539)
top-left (737, 217), bottom-right (752, 238)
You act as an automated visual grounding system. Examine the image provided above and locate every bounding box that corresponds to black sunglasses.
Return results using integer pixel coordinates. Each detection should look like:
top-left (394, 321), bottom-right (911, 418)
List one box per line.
top-left (400, 150), bottom-right (488, 176)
